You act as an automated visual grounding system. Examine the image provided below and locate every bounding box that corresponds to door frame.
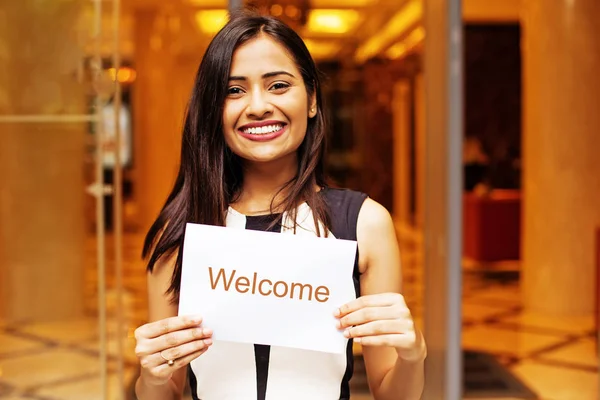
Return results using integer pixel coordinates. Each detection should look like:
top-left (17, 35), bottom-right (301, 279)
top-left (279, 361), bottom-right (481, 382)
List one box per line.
top-left (422, 0), bottom-right (464, 398)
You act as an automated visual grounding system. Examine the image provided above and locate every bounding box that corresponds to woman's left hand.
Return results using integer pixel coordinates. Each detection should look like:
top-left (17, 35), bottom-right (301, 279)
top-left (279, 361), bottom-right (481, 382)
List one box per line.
top-left (335, 292), bottom-right (426, 363)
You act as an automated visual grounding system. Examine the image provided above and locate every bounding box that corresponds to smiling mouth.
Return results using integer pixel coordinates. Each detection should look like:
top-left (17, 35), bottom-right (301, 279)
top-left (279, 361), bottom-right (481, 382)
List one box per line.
top-left (240, 123), bottom-right (286, 135)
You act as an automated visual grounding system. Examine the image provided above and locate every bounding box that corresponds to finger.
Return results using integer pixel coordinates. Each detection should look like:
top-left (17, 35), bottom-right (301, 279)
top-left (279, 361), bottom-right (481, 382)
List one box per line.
top-left (154, 338), bottom-right (212, 367)
top-left (142, 326), bottom-right (213, 355)
top-left (344, 320), bottom-right (409, 339)
top-left (353, 334), bottom-right (405, 347)
top-left (136, 315), bottom-right (203, 339)
top-left (338, 306), bottom-right (405, 328)
top-left (154, 347), bottom-right (209, 375)
top-left (335, 293), bottom-right (404, 318)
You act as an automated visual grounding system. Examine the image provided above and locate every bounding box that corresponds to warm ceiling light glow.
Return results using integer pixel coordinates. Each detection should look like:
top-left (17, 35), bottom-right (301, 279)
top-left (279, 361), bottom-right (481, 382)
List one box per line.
top-left (271, 4), bottom-right (283, 17)
top-left (304, 39), bottom-right (342, 60)
top-left (108, 67), bottom-right (137, 83)
top-left (187, 0), bottom-right (227, 6)
top-left (355, 0), bottom-right (422, 62)
top-left (285, 5), bottom-right (300, 18)
top-left (385, 26), bottom-right (425, 60)
top-left (463, 0), bottom-right (520, 22)
top-left (406, 26), bottom-right (425, 44)
top-left (307, 10), bottom-right (361, 34)
top-left (386, 43), bottom-right (407, 59)
top-left (311, 0), bottom-right (376, 6)
top-left (194, 10), bottom-right (228, 35)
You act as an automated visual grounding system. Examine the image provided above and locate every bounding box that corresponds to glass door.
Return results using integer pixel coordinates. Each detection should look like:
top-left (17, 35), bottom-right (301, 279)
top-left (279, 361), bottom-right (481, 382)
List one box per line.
top-left (0, 0), bottom-right (128, 398)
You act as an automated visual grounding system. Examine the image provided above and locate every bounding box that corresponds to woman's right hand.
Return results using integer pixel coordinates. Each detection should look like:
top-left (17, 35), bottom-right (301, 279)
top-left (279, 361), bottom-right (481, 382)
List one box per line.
top-left (134, 315), bottom-right (213, 386)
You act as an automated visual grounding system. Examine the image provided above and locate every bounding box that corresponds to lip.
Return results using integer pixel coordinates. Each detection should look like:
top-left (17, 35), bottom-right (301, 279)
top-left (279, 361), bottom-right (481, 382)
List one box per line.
top-left (237, 120), bottom-right (288, 142)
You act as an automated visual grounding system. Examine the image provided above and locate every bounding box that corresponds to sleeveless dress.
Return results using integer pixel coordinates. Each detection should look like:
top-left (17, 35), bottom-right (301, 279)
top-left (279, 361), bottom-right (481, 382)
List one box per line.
top-left (187, 187), bottom-right (368, 400)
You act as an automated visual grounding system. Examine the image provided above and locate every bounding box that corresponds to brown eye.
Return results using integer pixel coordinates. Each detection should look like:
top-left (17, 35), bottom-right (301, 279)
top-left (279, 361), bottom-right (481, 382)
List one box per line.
top-left (227, 87), bottom-right (243, 95)
top-left (270, 82), bottom-right (290, 91)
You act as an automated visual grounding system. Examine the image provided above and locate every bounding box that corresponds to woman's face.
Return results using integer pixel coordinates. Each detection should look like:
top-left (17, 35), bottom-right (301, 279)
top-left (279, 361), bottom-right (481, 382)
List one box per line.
top-left (222, 35), bottom-right (317, 164)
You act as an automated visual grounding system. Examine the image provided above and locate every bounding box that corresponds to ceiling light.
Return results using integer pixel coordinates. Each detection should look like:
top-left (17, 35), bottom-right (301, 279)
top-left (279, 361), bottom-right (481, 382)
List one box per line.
top-left (386, 43), bottom-right (407, 60)
top-left (385, 26), bottom-right (425, 60)
top-left (306, 9), bottom-right (361, 34)
top-left (311, 0), bottom-right (376, 7)
top-left (194, 10), bottom-right (228, 35)
top-left (188, 0), bottom-right (227, 6)
top-left (355, 0), bottom-right (422, 62)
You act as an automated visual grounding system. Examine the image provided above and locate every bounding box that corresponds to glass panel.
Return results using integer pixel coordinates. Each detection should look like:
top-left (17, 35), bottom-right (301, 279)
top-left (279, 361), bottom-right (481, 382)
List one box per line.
top-left (0, 0), bottom-right (128, 399)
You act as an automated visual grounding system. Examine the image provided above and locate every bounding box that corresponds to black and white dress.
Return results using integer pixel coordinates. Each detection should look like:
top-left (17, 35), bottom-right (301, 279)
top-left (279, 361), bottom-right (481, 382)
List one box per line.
top-left (188, 187), bottom-right (368, 399)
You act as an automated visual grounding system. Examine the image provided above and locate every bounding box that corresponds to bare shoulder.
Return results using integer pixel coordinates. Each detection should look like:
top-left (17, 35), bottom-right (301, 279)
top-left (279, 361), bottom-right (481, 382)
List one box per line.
top-left (356, 197), bottom-right (396, 237)
top-left (355, 198), bottom-right (399, 276)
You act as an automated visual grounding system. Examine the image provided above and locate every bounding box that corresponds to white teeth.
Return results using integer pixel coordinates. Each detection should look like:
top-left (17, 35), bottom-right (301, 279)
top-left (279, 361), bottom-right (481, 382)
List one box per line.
top-left (243, 124), bottom-right (283, 135)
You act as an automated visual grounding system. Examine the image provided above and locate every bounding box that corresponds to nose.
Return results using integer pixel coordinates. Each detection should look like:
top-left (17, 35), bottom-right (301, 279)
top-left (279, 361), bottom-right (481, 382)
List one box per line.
top-left (246, 88), bottom-right (273, 119)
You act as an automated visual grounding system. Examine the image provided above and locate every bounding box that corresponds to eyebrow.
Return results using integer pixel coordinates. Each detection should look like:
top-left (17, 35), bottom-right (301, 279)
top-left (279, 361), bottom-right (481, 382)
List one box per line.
top-left (228, 71), bottom-right (296, 81)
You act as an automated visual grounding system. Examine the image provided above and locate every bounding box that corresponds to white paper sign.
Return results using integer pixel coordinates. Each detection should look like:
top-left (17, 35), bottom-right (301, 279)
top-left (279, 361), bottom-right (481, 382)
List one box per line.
top-left (178, 222), bottom-right (357, 354)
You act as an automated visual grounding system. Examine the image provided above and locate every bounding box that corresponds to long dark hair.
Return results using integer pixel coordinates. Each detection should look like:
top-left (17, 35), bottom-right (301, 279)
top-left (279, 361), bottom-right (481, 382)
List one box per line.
top-left (142, 11), bottom-right (331, 298)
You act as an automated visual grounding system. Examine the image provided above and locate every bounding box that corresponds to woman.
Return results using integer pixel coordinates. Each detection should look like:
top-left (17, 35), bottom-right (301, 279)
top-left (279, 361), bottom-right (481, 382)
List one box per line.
top-left (134, 11), bottom-right (426, 400)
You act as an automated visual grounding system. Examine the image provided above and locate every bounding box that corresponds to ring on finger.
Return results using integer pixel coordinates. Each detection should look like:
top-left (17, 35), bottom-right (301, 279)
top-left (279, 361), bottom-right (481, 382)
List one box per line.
top-left (159, 350), bottom-right (175, 367)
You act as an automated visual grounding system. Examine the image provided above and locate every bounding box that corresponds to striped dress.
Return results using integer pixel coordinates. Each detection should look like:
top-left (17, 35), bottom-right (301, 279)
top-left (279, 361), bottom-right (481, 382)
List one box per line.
top-left (187, 187), bottom-right (368, 400)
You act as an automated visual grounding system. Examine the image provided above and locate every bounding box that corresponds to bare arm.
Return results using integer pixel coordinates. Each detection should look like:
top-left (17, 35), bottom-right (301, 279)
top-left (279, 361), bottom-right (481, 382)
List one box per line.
top-left (134, 252), bottom-right (212, 400)
top-left (337, 198), bottom-right (426, 400)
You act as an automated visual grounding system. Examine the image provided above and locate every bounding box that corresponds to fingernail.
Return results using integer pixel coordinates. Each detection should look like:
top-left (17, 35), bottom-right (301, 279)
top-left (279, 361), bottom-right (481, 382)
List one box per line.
top-left (354, 337), bottom-right (361, 344)
top-left (193, 315), bottom-right (203, 324)
top-left (204, 338), bottom-right (213, 345)
top-left (333, 308), bottom-right (340, 317)
top-left (203, 328), bottom-right (213, 336)
top-left (335, 320), bottom-right (342, 329)
top-left (343, 329), bottom-right (350, 338)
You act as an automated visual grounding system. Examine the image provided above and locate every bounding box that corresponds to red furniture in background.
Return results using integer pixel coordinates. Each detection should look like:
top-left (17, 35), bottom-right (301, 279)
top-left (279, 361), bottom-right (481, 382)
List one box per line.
top-left (463, 190), bottom-right (521, 262)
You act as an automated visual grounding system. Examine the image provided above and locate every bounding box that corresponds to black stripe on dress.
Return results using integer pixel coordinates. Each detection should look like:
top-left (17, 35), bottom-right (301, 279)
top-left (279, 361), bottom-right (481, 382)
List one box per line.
top-left (188, 364), bottom-right (200, 400)
top-left (321, 188), bottom-right (368, 399)
top-left (245, 214), bottom-right (283, 400)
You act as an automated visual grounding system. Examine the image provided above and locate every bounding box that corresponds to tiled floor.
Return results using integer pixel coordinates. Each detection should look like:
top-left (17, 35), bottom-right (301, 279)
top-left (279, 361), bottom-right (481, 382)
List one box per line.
top-left (0, 227), bottom-right (597, 399)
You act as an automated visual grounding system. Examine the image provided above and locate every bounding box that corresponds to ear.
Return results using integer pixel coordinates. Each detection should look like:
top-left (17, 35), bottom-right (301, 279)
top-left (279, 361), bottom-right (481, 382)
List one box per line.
top-left (308, 93), bottom-right (317, 119)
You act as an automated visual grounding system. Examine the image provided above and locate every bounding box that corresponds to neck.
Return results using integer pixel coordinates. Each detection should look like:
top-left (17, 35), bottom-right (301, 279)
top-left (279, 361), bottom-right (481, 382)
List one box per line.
top-left (233, 155), bottom-right (299, 214)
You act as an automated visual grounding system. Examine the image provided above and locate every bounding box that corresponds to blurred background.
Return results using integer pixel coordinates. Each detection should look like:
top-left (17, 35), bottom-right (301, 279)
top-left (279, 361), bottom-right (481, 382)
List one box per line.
top-left (0, 0), bottom-right (598, 399)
